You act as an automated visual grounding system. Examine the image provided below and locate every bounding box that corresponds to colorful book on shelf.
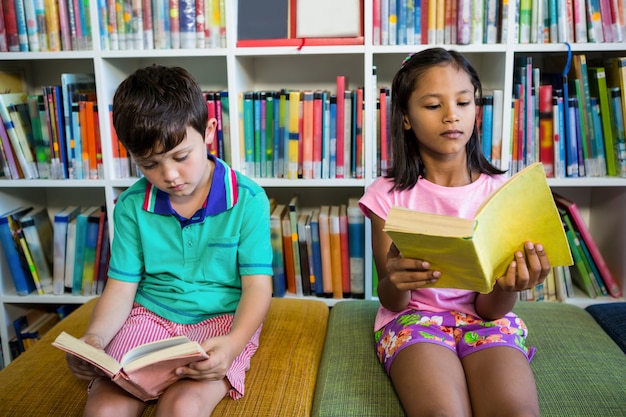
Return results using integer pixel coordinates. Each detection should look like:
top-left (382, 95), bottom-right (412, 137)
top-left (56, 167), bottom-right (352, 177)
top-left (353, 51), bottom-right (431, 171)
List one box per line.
top-left (0, 110), bottom-right (21, 179)
top-left (559, 207), bottom-right (596, 298)
top-left (52, 206), bottom-right (80, 295)
top-left (70, 206), bottom-right (99, 295)
top-left (317, 205), bottom-right (333, 297)
top-left (538, 85), bottom-right (554, 177)
top-left (280, 203), bottom-right (296, 294)
top-left (0, 92), bottom-right (39, 179)
top-left (82, 206), bottom-right (103, 296)
top-left (335, 76), bottom-right (348, 178)
top-left (384, 163), bottom-right (573, 293)
top-left (308, 208), bottom-right (324, 297)
top-left (269, 203), bottom-right (286, 297)
top-left (19, 207), bottom-right (53, 294)
top-left (553, 193), bottom-right (622, 297)
top-left (339, 204), bottom-right (350, 298)
top-left (297, 212), bottom-right (312, 296)
top-left (588, 66), bottom-right (616, 176)
top-left (347, 197), bottom-right (365, 299)
top-left (26, 94), bottom-right (51, 179)
top-left (0, 206), bottom-right (36, 296)
top-left (608, 87), bottom-right (626, 177)
top-left (53, 331), bottom-right (209, 402)
top-left (288, 195), bottom-right (303, 296)
top-left (60, 73), bottom-right (96, 179)
top-left (328, 205), bottom-right (343, 298)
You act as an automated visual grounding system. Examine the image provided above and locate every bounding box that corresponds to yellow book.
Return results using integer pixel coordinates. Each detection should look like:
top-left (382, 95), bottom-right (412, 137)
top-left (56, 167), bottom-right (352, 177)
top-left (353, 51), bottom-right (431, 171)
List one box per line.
top-left (383, 163), bottom-right (573, 293)
top-left (328, 205), bottom-right (343, 298)
top-left (288, 91), bottom-right (301, 179)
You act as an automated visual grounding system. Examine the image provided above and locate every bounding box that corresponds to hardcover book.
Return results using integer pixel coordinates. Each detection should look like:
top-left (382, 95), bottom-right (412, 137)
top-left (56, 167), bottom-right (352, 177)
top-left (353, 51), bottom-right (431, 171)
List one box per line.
top-left (383, 163), bottom-right (573, 293)
top-left (52, 332), bottom-right (209, 402)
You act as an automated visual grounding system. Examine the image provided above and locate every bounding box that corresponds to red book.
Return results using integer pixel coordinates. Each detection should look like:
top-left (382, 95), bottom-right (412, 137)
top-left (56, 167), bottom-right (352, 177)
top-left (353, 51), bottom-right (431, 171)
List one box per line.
top-left (301, 91), bottom-right (314, 179)
top-left (2, 0), bottom-right (19, 51)
top-left (312, 91), bottom-right (323, 179)
top-left (354, 87), bottom-right (364, 179)
top-left (335, 75), bottom-right (348, 178)
top-left (236, 37), bottom-right (364, 48)
top-left (339, 204), bottom-right (350, 298)
top-left (553, 193), bottom-right (622, 298)
top-left (0, 0), bottom-right (8, 52)
top-left (379, 88), bottom-right (388, 175)
top-left (538, 85), bottom-right (554, 177)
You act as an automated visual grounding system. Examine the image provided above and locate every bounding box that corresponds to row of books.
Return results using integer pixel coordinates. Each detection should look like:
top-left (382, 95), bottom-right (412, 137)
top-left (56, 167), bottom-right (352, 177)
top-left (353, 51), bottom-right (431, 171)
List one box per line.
top-left (238, 76), bottom-right (364, 180)
top-left (0, 205), bottom-right (110, 297)
top-left (98, 0), bottom-right (227, 51)
top-left (0, 72), bottom-right (105, 180)
top-left (373, 0), bottom-right (508, 46)
top-left (372, 87), bottom-right (505, 176)
top-left (9, 305), bottom-right (78, 359)
top-left (0, 0), bottom-right (93, 52)
top-left (515, 0), bottom-right (626, 44)
top-left (270, 196), bottom-right (366, 299)
top-left (509, 54), bottom-right (626, 178)
top-left (518, 192), bottom-right (622, 301)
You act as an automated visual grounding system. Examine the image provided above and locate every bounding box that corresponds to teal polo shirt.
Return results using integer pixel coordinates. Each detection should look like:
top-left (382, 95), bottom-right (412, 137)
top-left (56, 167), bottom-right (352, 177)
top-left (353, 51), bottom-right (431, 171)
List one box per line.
top-left (108, 155), bottom-right (273, 324)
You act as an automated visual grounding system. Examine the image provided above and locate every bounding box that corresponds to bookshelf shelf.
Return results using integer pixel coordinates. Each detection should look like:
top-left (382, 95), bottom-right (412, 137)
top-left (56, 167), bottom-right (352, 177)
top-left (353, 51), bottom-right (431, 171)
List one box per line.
top-left (1, 0), bottom-right (625, 368)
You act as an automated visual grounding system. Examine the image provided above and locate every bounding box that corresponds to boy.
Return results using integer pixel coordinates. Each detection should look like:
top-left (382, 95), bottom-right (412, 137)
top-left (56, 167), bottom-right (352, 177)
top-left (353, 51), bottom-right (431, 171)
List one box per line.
top-left (65, 65), bottom-right (273, 417)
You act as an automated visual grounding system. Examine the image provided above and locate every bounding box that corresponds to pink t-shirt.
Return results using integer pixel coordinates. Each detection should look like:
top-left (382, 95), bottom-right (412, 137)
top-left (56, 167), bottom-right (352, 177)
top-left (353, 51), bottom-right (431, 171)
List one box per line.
top-left (359, 173), bottom-right (509, 331)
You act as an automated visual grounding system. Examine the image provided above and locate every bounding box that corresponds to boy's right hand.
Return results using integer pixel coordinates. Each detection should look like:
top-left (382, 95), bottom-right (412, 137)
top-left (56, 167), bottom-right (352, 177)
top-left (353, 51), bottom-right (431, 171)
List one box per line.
top-left (386, 243), bottom-right (441, 291)
top-left (66, 334), bottom-right (106, 381)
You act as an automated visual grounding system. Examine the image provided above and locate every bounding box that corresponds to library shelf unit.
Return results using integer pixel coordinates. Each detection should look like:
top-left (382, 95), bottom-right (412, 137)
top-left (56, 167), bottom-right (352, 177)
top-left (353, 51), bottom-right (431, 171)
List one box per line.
top-left (1, 0), bottom-right (625, 367)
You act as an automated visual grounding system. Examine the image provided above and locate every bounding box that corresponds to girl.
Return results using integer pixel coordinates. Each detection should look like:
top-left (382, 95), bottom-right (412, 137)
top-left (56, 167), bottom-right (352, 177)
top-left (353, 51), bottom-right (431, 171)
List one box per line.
top-left (359, 48), bottom-right (549, 417)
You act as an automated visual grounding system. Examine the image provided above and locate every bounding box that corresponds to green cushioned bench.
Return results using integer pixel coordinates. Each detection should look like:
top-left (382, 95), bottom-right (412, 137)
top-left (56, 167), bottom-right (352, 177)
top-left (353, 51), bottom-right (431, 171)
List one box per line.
top-left (313, 300), bottom-right (626, 417)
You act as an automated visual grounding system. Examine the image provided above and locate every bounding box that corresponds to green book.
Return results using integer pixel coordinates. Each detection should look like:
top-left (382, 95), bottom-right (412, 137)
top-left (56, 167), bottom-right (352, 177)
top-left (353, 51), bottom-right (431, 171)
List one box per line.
top-left (588, 67), bottom-right (616, 176)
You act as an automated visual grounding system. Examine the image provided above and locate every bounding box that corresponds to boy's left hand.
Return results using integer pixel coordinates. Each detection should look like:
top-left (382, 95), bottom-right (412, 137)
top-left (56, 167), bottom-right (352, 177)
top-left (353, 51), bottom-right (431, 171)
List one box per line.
top-left (175, 335), bottom-right (237, 381)
top-left (496, 242), bottom-right (551, 292)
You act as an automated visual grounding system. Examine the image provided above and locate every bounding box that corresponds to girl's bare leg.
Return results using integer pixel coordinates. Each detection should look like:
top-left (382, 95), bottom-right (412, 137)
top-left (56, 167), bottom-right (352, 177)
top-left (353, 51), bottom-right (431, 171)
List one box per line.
top-left (155, 378), bottom-right (230, 417)
top-left (390, 343), bottom-right (472, 417)
top-left (83, 377), bottom-right (148, 417)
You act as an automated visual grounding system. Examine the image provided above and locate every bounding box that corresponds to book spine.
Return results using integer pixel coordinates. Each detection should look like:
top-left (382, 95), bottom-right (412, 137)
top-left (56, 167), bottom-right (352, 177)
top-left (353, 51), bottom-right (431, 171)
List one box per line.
top-left (0, 216), bottom-right (36, 295)
top-left (539, 85), bottom-right (554, 177)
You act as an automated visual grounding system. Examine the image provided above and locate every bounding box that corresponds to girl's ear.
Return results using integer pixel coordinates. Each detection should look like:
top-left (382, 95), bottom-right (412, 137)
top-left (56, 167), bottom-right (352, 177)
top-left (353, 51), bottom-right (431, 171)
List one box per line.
top-left (403, 114), bottom-right (411, 130)
top-left (204, 118), bottom-right (217, 146)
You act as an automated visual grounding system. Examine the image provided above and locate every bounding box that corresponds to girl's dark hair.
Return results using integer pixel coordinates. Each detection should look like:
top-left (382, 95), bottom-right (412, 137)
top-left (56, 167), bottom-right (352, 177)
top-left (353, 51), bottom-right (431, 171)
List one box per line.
top-left (386, 47), bottom-right (505, 190)
top-left (112, 65), bottom-right (208, 158)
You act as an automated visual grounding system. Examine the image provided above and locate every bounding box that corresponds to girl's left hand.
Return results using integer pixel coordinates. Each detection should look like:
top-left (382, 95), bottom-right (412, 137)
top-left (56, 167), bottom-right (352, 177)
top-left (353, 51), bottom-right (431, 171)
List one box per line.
top-left (175, 336), bottom-right (237, 381)
top-left (496, 241), bottom-right (551, 292)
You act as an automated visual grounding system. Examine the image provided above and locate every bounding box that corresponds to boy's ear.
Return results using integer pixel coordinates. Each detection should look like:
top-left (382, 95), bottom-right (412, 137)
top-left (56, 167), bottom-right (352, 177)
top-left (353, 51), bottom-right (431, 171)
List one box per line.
top-left (204, 118), bottom-right (217, 145)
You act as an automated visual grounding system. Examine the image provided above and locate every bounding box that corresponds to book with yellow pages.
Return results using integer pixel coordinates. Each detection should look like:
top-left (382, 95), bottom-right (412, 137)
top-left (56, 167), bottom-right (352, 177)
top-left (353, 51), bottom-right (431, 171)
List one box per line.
top-left (383, 163), bottom-right (573, 293)
top-left (52, 331), bottom-right (209, 401)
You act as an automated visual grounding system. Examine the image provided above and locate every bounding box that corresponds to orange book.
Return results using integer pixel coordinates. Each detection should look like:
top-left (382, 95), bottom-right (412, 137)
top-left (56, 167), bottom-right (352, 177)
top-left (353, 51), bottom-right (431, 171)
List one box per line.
top-left (79, 99), bottom-right (98, 179)
top-left (317, 205), bottom-right (333, 296)
top-left (53, 331), bottom-right (208, 402)
top-left (339, 204), bottom-right (351, 298)
top-left (281, 206), bottom-right (297, 294)
top-left (328, 205), bottom-right (343, 298)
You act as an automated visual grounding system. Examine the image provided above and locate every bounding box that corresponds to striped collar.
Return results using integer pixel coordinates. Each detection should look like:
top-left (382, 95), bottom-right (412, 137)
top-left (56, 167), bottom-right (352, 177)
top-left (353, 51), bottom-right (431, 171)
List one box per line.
top-left (142, 154), bottom-right (238, 222)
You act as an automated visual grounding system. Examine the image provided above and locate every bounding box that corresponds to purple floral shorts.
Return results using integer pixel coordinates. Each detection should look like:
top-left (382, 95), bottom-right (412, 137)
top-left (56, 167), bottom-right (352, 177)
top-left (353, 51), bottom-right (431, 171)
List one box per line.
top-left (374, 310), bottom-right (536, 374)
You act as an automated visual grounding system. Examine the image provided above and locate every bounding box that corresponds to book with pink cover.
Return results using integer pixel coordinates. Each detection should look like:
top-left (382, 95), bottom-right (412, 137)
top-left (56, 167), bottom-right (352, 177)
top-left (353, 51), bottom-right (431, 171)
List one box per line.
top-left (52, 331), bottom-right (209, 401)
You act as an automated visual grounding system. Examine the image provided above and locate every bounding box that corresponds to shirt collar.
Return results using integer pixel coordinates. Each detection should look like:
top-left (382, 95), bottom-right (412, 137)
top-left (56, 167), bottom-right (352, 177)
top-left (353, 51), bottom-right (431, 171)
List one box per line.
top-left (142, 154), bottom-right (238, 221)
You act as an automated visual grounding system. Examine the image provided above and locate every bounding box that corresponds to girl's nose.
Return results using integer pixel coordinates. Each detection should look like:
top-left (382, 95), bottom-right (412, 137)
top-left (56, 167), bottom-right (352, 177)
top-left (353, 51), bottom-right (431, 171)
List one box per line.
top-left (443, 106), bottom-right (460, 123)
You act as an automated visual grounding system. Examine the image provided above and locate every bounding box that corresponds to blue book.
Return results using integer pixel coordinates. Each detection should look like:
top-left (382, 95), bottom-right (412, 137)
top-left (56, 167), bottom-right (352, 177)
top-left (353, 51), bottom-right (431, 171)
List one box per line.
top-left (0, 206), bottom-right (36, 295)
top-left (481, 95), bottom-right (494, 161)
top-left (589, 98), bottom-right (606, 176)
top-left (347, 199), bottom-right (365, 299)
top-left (566, 97), bottom-right (579, 177)
top-left (309, 209), bottom-right (324, 297)
top-left (179, 0), bottom-right (195, 48)
top-left (13, 0), bottom-right (29, 51)
top-left (397, 0), bottom-right (407, 44)
top-left (52, 206), bottom-right (80, 294)
top-left (554, 94), bottom-right (567, 178)
top-left (71, 206), bottom-right (99, 295)
top-left (82, 207), bottom-right (102, 296)
top-left (609, 87), bottom-right (626, 176)
top-left (321, 91), bottom-right (330, 179)
top-left (329, 95), bottom-right (337, 178)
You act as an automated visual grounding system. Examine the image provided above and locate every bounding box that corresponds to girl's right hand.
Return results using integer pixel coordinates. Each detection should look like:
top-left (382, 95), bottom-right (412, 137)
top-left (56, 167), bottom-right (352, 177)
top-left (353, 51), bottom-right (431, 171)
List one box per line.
top-left (66, 334), bottom-right (106, 381)
top-left (385, 243), bottom-right (441, 291)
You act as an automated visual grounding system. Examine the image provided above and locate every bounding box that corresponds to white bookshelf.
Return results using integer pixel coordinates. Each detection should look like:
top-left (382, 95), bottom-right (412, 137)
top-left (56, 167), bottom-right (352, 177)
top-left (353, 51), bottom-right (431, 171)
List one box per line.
top-left (1, 0), bottom-right (625, 366)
